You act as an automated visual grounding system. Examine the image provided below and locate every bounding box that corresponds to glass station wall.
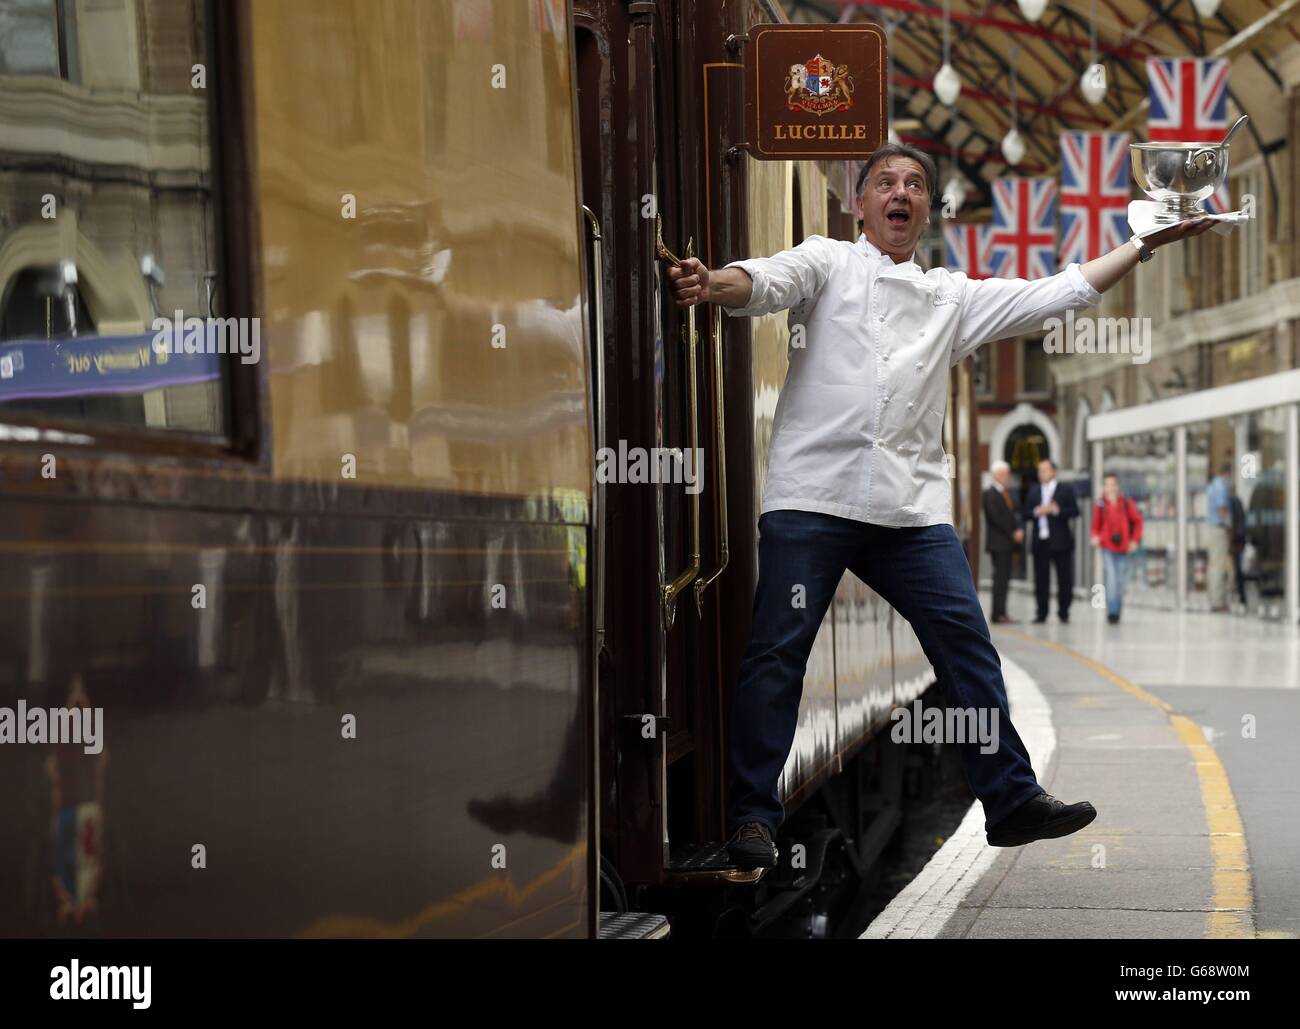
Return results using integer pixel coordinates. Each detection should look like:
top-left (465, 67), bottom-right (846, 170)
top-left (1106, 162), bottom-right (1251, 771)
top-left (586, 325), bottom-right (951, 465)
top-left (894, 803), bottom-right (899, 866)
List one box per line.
top-left (1243, 407), bottom-right (1290, 616)
top-left (1186, 412), bottom-right (1291, 616)
top-left (1097, 405), bottom-right (1292, 619)
top-left (1186, 420), bottom-right (1217, 611)
top-left (1101, 430), bottom-right (1177, 610)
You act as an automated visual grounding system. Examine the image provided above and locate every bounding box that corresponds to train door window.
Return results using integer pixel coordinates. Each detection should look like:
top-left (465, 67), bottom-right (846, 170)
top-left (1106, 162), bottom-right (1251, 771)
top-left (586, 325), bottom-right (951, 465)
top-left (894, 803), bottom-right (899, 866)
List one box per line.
top-left (0, 0), bottom-right (236, 438)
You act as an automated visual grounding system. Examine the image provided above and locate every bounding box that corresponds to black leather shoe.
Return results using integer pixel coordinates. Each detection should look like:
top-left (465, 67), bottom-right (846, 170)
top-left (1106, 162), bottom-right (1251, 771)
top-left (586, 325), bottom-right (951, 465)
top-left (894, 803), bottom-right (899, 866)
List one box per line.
top-left (986, 791), bottom-right (1096, 847)
top-left (726, 822), bottom-right (778, 869)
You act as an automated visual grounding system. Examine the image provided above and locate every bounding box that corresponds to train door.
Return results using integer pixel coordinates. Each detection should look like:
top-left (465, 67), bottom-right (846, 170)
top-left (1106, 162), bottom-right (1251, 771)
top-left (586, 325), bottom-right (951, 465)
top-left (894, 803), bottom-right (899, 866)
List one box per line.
top-left (638, 0), bottom-right (724, 878)
top-left (571, 0), bottom-right (729, 894)
top-left (572, 0), bottom-right (665, 891)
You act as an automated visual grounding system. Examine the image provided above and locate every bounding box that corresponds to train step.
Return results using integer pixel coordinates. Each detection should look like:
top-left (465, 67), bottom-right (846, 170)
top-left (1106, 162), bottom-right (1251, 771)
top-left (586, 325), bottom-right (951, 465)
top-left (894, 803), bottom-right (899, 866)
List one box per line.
top-left (665, 841), bottom-right (769, 884)
top-left (598, 911), bottom-right (671, 939)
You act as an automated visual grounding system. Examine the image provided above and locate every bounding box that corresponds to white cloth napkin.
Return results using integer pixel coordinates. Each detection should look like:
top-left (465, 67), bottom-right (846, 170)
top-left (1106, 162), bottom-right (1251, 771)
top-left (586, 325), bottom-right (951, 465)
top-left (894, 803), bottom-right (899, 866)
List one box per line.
top-left (1129, 199), bottom-right (1250, 239)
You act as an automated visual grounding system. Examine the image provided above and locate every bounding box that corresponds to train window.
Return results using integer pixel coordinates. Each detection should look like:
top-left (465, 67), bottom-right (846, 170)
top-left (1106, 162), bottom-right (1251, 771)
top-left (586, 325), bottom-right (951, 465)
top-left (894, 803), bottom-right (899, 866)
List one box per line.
top-left (0, 0), bottom-right (234, 437)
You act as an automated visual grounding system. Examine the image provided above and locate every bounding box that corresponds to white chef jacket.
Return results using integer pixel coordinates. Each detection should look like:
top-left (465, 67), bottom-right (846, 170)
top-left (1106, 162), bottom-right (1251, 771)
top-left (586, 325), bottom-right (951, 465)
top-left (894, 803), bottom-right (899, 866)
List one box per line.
top-left (724, 233), bottom-right (1102, 528)
top-left (1038, 478), bottom-right (1057, 539)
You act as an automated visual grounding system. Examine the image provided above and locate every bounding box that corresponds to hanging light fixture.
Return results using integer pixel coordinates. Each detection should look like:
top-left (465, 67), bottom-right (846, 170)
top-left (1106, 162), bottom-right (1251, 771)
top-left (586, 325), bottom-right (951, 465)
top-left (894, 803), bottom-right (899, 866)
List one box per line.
top-left (1002, 45), bottom-right (1025, 165)
top-left (1016, 0), bottom-right (1049, 22)
top-left (1191, 0), bottom-right (1220, 18)
top-left (942, 176), bottom-right (967, 212)
top-left (1080, 66), bottom-right (1107, 105)
top-left (1080, 0), bottom-right (1107, 105)
top-left (935, 64), bottom-right (962, 105)
top-left (942, 140), bottom-right (967, 213)
top-left (934, 0), bottom-right (962, 105)
top-left (1002, 128), bottom-right (1026, 166)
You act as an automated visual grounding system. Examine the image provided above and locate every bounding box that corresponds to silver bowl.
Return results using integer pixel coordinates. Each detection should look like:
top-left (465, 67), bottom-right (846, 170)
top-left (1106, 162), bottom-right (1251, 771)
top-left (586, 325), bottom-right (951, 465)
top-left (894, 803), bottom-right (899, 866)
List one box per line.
top-left (1130, 140), bottom-right (1231, 223)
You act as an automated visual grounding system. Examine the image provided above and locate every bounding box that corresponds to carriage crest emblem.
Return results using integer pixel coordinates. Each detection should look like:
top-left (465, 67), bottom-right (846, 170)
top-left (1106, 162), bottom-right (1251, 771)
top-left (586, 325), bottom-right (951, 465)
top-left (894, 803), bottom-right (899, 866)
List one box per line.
top-left (784, 54), bottom-right (854, 115)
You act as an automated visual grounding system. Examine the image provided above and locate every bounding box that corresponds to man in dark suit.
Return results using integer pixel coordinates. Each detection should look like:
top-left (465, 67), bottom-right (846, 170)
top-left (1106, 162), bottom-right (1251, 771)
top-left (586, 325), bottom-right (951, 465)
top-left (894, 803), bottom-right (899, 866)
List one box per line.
top-left (983, 460), bottom-right (1023, 624)
top-left (1023, 458), bottom-right (1079, 624)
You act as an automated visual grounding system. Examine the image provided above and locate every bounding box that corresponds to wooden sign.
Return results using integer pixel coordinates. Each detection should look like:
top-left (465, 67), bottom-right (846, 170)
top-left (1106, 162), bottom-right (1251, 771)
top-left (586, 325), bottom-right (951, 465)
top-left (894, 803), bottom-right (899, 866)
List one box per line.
top-left (744, 23), bottom-right (887, 160)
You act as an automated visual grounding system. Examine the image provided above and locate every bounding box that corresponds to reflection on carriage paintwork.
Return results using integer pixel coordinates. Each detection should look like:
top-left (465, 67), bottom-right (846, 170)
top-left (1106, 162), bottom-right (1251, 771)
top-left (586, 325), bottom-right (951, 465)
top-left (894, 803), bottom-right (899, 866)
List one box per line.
top-left (252, 0), bottom-right (589, 498)
top-left (0, 0), bottom-right (592, 939)
top-left (467, 709), bottom-right (584, 846)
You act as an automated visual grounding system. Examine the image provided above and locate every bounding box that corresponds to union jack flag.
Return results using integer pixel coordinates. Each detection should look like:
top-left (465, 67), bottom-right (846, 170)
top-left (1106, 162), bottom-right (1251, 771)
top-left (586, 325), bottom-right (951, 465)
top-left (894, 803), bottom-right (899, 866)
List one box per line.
top-left (944, 223), bottom-right (995, 280)
top-left (989, 177), bottom-right (1057, 280)
top-left (1147, 57), bottom-right (1233, 213)
top-left (1059, 132), bottom-right (1130, 264)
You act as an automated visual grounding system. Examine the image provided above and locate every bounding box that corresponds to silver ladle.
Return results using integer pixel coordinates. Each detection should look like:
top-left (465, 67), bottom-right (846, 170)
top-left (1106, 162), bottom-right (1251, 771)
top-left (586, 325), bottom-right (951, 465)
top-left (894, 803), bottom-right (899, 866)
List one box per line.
top-left (1187, 114), bottom-right (1249, 177)
top-left (1220, 114), bottom-right (1250, 148)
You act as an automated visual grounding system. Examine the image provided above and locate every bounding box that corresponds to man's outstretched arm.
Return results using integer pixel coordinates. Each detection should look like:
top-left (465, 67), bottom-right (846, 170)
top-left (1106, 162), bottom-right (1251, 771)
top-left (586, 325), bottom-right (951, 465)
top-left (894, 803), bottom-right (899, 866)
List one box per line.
top-left (953, 216), bottom-right (1219, 365)
top-left (1078, 216), bottom-right (1217, 294)
top-left (665, 235), bottom-right (835, 315)
top-left (666, 259), bottom-right (752, 309)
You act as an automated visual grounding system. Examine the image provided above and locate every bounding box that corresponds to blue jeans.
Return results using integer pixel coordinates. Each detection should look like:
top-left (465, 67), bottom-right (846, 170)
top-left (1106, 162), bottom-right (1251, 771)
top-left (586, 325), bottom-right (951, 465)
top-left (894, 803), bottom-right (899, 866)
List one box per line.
top-left (1102, 549), bottom-right (1128, 617)
top-left (726, 509), bottom-right (1044, 835)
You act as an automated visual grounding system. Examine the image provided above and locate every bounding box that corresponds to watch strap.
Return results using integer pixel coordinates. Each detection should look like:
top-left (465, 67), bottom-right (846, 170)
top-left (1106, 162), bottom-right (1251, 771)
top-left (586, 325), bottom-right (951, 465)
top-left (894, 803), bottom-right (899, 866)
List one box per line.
top-left (1129, 234), bottom-right (1154, 263)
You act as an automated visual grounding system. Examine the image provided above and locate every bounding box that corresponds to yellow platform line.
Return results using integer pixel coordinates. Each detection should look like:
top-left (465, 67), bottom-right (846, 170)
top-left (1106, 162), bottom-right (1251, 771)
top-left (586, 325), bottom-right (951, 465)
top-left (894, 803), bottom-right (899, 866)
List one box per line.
top-left (1000, 628), bottom-right (1255, 939)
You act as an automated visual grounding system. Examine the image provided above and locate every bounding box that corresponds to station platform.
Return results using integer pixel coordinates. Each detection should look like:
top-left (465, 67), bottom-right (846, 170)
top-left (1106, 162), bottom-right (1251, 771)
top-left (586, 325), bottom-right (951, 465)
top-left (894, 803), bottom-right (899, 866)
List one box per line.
top-left (863, 596), bottom-right (1300, 940)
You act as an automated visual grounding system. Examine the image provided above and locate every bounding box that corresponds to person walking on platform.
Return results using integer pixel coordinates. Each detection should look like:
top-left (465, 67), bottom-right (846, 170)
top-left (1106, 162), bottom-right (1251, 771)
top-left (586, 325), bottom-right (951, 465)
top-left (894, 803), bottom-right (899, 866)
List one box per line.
top-left (1204, 462), bottom-right (1234, 612)
top-left (665, 141), bottom-right (1215, 870)
top-left (983, 461), bottom-right (1023, 625)
top-left (1090, 473), bottom-right (1143, 624)
top-left (1024, 459), bottom-right (1079, 624)
top-left (1229, 487), bottom-right (1249, 609)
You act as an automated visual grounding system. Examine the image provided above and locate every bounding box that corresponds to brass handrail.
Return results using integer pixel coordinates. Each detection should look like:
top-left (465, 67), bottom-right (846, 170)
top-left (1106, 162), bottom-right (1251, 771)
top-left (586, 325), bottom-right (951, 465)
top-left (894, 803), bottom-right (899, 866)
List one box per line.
top-left (582, 206), bottom-right (607, 657)
top-left (695, 303), bottom-right (729, 616)
top-left (654, 215), bottom-right (701, 631)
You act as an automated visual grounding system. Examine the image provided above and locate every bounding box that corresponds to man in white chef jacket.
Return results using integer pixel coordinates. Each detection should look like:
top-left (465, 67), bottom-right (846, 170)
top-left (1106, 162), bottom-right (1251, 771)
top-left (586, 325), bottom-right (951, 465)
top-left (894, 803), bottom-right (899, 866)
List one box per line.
top-left (666, 142), bottom-right (1215, 870)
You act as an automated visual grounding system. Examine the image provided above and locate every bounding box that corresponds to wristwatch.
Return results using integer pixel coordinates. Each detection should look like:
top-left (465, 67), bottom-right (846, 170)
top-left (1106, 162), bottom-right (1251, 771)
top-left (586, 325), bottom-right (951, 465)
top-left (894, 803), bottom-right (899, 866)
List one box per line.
top-left (1128, 233), bottom-right (1154, 263)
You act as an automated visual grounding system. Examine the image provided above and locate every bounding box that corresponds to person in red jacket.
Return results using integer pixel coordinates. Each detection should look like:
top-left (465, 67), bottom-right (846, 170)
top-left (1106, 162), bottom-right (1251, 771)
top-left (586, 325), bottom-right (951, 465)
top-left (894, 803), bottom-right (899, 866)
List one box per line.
top-left (1090, 473), bottom-right (1144, 624)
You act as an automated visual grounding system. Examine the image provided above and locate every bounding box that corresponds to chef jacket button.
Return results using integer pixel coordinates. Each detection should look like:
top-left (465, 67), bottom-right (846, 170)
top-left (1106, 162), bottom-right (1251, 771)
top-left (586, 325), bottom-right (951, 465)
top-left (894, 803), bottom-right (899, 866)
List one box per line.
top-left (916, 361), bottom-right (923, 369)
top-left (907, 401), bottom-right (914, 409)
top-left (878, 313), bottom-right (885, 321)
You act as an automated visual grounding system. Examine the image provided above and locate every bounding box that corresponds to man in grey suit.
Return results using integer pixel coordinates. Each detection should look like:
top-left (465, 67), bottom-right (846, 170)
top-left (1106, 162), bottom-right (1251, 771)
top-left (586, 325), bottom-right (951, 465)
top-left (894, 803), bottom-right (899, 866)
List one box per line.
top-left (983, 461), bottom-right (1023, 624)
